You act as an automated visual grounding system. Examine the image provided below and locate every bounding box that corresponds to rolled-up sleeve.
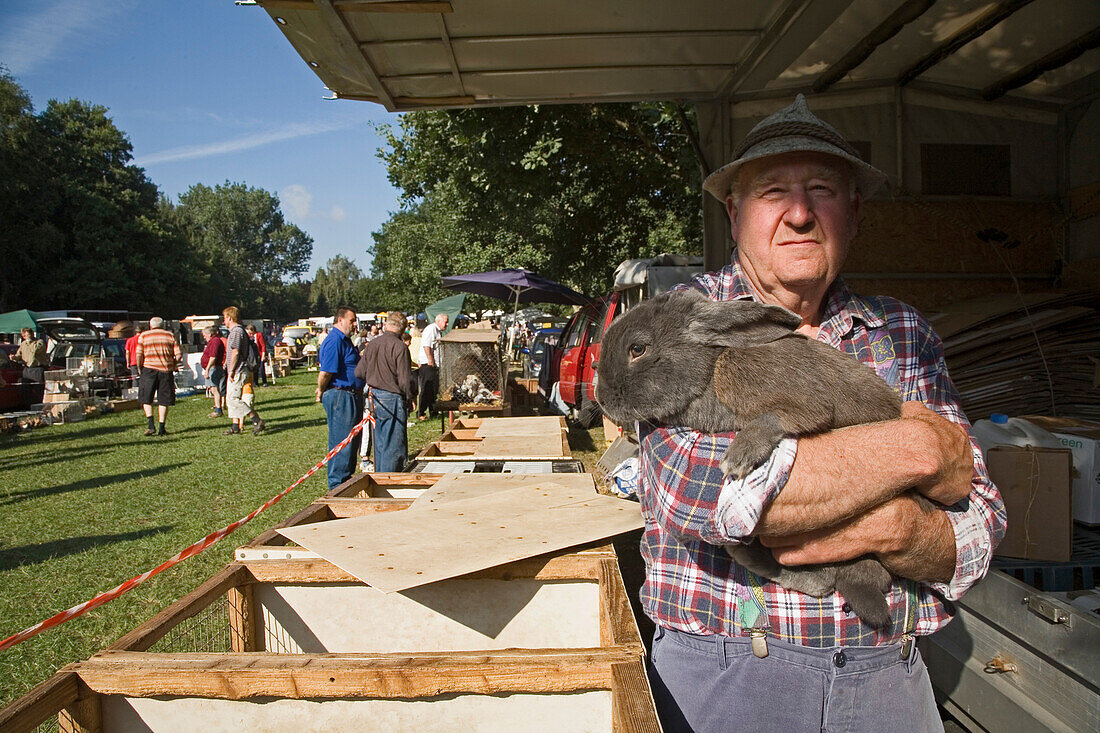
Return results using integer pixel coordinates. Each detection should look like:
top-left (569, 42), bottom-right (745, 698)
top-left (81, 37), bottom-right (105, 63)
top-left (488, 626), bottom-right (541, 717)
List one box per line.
top-left (640, 424), bottom-right (796, 545)
top-left (917, 344), bottom-right (1007, 600)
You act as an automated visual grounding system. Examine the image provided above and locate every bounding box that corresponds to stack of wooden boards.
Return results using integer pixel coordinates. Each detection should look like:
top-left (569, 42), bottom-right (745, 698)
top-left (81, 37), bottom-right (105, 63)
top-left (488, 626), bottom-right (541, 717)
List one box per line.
top-left (1, 417), bottom-right (659, 732)
top-left (929, 291), bottom-right (1100, 420)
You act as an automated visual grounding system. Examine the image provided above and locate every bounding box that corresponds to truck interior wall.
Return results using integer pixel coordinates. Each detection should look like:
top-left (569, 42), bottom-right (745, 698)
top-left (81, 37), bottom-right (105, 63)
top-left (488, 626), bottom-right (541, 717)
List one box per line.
top-left (1066, 99), bottom-right (1100, 270)
top-left (720, 94), bottom-right (1072, 310)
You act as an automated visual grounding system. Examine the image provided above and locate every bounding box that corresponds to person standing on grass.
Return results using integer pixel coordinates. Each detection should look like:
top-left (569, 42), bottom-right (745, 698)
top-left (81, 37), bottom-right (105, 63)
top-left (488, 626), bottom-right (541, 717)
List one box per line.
top-left (416, 312), bottom-right (448, 421)
top-left (356, 311), bottom-right (415, 473)
top-left (200, 325), bottom-right (227, 418)
top-left (246, 323), bottom-right (268, 386)
top-left (223, 306), bottom-right (266, 436)
top-left (135, 317), bottom-right (181, 436)
top-left (315, 306), bottom-right (363, 488)
top-left (124, 324), bottom-right (143, 384)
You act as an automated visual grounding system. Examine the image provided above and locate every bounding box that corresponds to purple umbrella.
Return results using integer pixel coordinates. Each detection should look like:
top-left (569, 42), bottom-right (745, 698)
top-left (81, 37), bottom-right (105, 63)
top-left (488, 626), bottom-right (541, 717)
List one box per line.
top-left (441, 268), bottom-right (590, 354)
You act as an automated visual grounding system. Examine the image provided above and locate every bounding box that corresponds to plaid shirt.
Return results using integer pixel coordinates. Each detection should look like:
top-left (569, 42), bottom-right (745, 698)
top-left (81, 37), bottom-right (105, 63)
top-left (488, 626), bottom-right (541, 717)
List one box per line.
top-left (638, 259), bottom-right (1006, 647)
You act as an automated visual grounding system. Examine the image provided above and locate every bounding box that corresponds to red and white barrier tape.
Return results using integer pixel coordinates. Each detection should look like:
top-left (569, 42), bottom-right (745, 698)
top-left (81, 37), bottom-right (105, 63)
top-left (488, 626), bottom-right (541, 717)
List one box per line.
top-left (0, 404), bottom-right (375, 653)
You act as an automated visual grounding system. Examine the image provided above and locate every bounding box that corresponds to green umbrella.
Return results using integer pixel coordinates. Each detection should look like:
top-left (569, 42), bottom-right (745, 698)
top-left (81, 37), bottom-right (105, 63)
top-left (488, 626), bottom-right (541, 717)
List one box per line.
top-left (424, 293), bottom-right (466, 336)
top-left (0, 309), bottom-right (44, 334)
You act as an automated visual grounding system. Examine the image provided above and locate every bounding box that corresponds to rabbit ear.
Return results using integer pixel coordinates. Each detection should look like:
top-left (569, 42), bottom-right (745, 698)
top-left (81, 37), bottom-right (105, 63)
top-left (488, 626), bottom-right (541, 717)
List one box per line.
top-left (686, 298), bottom-right (801, 347)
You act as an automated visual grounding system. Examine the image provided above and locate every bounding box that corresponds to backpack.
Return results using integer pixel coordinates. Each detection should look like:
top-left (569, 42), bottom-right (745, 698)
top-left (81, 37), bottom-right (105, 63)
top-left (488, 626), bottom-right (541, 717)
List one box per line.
top-left (235, 326), bottom-right (260, 370)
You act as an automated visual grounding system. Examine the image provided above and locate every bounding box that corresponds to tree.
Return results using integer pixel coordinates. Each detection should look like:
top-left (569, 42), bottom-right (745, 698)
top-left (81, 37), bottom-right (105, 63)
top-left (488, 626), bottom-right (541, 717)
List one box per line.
top-left (310, 255), bottom-right (363, 312)
top-left (373, 103), bottom-right (702, 300)
top-left (0, 70), bottom-right (196, 313)
top-left (172, 181), bottom-right (313, 316)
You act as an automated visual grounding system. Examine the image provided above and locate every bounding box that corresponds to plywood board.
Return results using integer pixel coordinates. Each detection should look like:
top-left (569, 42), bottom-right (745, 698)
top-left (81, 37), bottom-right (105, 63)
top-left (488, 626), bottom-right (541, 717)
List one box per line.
top-left (409, 473), bottom-right (595, 509)
top-left (102, 691), bottom-right (612, 733)
top-left (254, 578), bottom-right (600, 653)
top-left (474, 433), bottom-right (566, 457)
top-left (474, 416), bottom-right (566, 438)
top-left (278, 483), bottom-right (642, 593)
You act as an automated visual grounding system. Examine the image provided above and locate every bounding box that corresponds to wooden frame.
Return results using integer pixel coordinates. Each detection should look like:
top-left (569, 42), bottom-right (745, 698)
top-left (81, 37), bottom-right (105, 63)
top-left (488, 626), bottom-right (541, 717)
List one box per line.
top-left (2, 468), bottom-right (658, 731)
top-left (2, 552), bottom-right (656, 732)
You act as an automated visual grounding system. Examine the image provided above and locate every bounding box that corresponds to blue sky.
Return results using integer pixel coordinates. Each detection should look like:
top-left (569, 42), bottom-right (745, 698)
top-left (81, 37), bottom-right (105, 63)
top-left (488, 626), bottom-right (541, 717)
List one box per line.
top-left (0, 0), bottom-right (403, 276)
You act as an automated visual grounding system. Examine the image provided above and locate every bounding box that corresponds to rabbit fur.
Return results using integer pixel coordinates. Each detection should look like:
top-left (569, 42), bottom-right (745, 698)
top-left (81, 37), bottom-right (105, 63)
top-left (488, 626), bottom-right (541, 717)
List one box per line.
top-left (596, 288), bottom-right (927, 628)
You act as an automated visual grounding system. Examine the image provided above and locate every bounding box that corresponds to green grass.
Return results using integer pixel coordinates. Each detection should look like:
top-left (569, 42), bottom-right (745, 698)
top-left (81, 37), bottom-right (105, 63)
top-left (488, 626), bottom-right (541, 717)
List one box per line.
top-left (0, 370), bottom-right (443, 708)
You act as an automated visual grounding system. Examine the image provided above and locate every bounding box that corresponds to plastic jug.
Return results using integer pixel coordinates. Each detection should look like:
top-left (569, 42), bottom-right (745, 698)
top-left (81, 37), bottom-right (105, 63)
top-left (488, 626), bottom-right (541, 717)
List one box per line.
top-left (971, 413), bottom-right (1063, 458)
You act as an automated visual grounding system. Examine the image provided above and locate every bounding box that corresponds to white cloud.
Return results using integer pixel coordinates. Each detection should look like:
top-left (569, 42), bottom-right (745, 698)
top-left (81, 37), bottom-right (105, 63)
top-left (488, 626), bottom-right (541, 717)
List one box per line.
top-left (280, 184), bottom-right (312, 220)
top-left (329, 205), bottom-right (347, 222)
top-left (0, 0), bottom-right (121, 76)
top-left (133, 120), bottom-right (354, 167)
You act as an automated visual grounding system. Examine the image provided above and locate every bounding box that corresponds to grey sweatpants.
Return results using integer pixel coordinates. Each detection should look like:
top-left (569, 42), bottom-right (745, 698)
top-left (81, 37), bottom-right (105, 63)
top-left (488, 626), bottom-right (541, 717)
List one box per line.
top-left (649, 626), bottom-right (943, 733)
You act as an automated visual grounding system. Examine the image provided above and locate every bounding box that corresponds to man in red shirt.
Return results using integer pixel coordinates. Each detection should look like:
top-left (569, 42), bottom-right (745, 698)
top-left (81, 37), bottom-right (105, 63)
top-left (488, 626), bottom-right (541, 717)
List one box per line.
top-left (246, 323), bottom-right (268, 386)
top-left (124, 325), bottom-right (144, 384)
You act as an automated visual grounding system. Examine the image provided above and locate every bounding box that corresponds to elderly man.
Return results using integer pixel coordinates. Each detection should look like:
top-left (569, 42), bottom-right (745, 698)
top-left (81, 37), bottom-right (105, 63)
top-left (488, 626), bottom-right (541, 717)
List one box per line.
top-left (135, 317), bottom-right (181, 436)
top-left (356, 311), bottom-right (416, 472)
top-left (416, 312), bottom-right (448, 421)
top-left (315, 306), bottom-right (363, 488)
top-left (639, 96), bottom-right (1005, 732)
top-left (200, 325), bottom-right (227, 418)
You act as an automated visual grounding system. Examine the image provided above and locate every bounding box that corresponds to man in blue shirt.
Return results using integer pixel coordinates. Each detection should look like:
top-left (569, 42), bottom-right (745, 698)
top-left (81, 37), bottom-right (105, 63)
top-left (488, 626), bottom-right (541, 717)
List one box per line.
top-left (315, 306), bottom-right (364, 489)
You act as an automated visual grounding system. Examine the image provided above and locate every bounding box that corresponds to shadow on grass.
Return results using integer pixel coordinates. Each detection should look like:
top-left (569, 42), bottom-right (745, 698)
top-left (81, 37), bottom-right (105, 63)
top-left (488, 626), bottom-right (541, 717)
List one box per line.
top-left (1, 463), bottom-right (189, 506)
top-left (567, 424), bottom-right (598, 453)
top-left (257, 417), bottom-right (326, 433)
top-left (2, 423), bottom-right (133, 445)
top-left (0, 526), bottom-right (173, 572)
top-left (0, 441), bottom-right (151, 470)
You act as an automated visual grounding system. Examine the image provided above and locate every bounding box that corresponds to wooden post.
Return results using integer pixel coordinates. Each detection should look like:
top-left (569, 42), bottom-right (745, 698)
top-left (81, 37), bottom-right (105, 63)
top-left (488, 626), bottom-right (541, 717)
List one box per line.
top-left (57, 682), bottom-right (101, 733)
top-left (228, 583), bottom-right (256, 653)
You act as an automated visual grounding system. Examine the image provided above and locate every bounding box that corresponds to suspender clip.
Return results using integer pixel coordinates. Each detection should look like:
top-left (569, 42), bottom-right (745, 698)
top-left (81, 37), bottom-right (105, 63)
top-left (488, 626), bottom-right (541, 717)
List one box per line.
top-left (749, 628), bottom-right (769, 659)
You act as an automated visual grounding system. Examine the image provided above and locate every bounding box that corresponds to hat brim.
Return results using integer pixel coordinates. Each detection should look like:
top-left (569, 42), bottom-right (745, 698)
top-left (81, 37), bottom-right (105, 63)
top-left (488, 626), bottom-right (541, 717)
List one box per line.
top-left (703, 137), bottom-right (888, 202)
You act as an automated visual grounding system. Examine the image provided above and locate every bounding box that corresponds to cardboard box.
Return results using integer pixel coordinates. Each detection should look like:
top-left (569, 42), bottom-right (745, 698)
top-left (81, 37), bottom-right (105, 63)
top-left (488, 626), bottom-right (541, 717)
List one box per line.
top-left (1022, 416), bottom-right (1100, 525)
top-left (988, 446), bottom-right (1073, 562)
top-left (106, 398), bottom-right (140, 413)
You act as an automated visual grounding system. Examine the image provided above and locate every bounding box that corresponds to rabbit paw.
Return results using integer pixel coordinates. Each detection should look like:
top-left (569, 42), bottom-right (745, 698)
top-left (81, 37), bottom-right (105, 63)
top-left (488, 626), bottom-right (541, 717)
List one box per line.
top-left (720, 438), bottom-right (774, 479)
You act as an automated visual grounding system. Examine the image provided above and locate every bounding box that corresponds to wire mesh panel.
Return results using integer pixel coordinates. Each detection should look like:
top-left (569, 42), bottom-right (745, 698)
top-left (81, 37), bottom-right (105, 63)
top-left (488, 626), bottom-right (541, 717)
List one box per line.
top-left (438, 331), bottom-right (505, 406)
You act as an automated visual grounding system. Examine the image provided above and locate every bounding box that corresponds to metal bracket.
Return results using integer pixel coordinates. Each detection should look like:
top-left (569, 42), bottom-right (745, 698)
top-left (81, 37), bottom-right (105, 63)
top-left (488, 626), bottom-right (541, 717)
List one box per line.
top-left (1022, 594), bottom-right (1073, 628)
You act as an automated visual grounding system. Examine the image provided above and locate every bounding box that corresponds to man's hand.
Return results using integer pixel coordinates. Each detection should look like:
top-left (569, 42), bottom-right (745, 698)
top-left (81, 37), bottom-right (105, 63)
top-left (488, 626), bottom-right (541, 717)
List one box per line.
top-left (901, 402), bottom-right (974, 506)
top-left (759, 494), bottom-right (956, 584)
top-left (315, 386), bottom-right (323, 402)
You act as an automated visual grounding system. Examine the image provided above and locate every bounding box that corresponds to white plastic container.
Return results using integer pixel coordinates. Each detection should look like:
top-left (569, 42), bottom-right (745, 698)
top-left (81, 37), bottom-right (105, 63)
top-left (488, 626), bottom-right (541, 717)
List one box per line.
top-left (971, 413), bottom-right (1063, 459)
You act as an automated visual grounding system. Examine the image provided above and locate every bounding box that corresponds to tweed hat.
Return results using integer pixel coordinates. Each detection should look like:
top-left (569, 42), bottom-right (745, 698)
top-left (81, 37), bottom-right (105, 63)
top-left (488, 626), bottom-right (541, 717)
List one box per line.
top-left (702, 94), bottom-right (888, 202)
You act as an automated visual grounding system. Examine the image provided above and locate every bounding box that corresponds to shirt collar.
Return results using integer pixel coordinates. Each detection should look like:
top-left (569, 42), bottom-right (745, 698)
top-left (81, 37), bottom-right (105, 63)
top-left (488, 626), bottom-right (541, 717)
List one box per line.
top-left (723, 252), bottom-right (885, 336)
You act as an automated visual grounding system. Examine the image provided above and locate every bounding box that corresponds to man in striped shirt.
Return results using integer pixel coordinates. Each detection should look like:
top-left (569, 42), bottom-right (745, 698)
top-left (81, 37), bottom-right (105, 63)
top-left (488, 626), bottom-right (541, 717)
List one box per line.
top-left (638, 96), bottom-right (1006, 732)
top-left (135, 316), bottom-right (181, 436)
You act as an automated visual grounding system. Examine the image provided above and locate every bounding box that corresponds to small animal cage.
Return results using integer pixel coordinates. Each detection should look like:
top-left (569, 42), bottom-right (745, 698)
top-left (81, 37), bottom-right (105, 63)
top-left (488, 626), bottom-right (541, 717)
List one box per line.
top-left (438, 329), bottom-right (506, 407)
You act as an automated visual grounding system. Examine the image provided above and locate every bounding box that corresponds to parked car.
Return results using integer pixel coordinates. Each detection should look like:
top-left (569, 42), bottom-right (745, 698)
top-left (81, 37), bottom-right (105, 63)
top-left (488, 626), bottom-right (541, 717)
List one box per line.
top-left (38, 317), bottom-right (103, 368)
top-left (542, 292), bottom-right (623, 427)
top-left (0, 343), bottom-right (27, 410)
top-left (522, 327), bottom-right (561, 380)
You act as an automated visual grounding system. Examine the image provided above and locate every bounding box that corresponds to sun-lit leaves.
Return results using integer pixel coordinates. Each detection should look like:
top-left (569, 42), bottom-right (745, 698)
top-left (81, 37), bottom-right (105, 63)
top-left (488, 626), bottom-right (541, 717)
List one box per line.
top-left (371, 103), bottom-right (703, 305)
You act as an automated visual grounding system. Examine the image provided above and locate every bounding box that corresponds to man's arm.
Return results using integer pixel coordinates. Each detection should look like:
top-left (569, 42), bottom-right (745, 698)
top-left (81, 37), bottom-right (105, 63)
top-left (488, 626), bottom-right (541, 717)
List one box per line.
top-left (753, 402), bottom-right (974, 536)
top-left (315, 371), bottom-right (334, 402)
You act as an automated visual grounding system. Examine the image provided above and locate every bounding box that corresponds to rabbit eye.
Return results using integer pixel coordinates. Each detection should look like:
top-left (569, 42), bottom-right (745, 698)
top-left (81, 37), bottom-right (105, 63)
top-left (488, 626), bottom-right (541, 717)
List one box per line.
top-left (629, 344), bottom-right (646, 359)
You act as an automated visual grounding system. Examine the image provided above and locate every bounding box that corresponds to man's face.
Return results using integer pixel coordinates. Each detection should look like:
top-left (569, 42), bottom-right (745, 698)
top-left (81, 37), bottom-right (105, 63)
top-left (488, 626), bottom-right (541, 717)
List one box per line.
top-left (338, 313), bottom-right (357, 333)
top-left (727, 151), bottom-right (859, 297)
top-left (437, 315), bottom-right (448, 329)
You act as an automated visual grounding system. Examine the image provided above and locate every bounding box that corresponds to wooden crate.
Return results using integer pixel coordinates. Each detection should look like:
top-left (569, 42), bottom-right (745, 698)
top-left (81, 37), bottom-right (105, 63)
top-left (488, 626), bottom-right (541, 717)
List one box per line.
top-left (1, 490), bottom-right (658, 732)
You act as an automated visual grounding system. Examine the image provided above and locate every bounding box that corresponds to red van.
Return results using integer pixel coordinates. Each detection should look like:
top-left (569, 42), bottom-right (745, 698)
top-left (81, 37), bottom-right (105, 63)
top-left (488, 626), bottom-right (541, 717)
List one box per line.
top-left (542, 292), bottom-right (623, 426)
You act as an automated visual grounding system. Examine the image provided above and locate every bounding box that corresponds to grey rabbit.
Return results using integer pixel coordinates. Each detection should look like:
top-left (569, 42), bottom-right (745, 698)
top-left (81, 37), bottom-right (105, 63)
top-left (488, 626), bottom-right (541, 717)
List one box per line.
top-left (596, 288), bottom-right (929, 628)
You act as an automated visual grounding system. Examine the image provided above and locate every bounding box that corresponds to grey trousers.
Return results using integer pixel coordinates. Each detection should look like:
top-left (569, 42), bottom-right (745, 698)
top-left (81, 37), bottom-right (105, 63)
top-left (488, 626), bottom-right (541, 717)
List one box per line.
top-left (649, 626), bottom-right (943, 733)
